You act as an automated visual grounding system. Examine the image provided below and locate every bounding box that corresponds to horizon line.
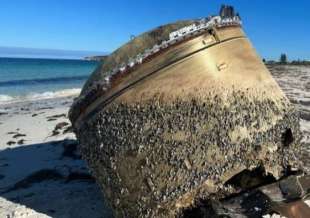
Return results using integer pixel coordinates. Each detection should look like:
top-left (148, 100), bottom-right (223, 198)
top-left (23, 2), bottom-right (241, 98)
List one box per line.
top-left (0, 45), bottom-right (108, 54)
top-left (0, 46), bottom-right (109, 60)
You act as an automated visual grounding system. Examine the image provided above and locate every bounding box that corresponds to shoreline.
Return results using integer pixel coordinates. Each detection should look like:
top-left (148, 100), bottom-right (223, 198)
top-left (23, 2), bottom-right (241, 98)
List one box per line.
top-left (0, 88), bottom-right (81, 107)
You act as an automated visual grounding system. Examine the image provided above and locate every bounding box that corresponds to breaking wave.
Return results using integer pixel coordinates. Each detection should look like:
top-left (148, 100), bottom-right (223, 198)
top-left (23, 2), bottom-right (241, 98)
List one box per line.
top-left (0, 88), bottom-right (81, 105)
top-left (0, 75), bottom-right (88, 87)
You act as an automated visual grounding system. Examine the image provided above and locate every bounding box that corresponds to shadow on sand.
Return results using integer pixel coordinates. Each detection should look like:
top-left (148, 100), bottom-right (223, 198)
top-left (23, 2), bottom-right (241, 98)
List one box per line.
top-left (0, 139), bottom-right (112, 218)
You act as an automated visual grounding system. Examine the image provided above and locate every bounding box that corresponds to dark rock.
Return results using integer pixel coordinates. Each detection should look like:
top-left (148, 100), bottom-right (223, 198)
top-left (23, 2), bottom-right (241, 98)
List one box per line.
top-left (55, 122), bottom-right (69, 131)
top-left (47, 113), bottom-right (66, 119)
top-left (7, 131), bottom-right (17, 135)
top-left (13, 133), bottom-right (26, 139)
top-left (63, 126), bottom-right (73, 134)
top-left (17, 139), bottom-right (25, 145)
top-left (38, 106), bottom-right (54, 110)
top-left (52, 130), bottom-right (60, 136)
top-left (47, 118), bottom-right (57, 121)
top-left (6, 141), bottom-right (16, 146)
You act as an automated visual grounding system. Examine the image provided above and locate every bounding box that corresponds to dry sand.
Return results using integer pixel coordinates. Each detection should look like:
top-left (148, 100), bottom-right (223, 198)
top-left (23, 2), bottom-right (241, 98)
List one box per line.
top-left (268, 64), bottom-right (310, 173)
top-left (0, 64), bottom-right (309, 217)
top-left (0, 96), bottom-right (112, 218)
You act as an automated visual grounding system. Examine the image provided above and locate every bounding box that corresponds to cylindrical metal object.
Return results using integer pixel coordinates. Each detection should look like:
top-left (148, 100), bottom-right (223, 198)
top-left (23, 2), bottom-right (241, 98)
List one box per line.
top-left (70, 16), bottom-right (302, 218)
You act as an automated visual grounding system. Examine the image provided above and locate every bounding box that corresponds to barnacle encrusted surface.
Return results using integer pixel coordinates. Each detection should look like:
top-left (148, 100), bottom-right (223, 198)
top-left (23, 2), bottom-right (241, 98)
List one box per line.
top-left (76, 91), bottom-right (301, 217)
top-left (70, 6), bottom-right (305, 217)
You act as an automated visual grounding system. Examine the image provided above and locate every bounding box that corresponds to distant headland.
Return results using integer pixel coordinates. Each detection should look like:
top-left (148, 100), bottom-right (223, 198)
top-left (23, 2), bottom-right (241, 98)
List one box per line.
top-left (0, 46), bottom-right (107, 60)
top-left (84, 55), bottom-right (108, 62)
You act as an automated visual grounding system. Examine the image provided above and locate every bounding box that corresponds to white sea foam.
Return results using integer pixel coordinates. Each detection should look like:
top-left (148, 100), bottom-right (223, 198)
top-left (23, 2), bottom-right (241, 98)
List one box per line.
top-left (0, 88), bottom-right (81, 105)
top-left (0, 95), bottom-right (14, 103)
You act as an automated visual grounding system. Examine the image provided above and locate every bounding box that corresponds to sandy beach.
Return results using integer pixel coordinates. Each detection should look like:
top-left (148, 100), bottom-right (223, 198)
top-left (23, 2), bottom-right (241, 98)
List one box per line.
top-left (0, 64), bottom-right (309, 217)
top-left (268, 64), bottom-right (310, 173)
top-left (0, 96), bottom-right (112, 218)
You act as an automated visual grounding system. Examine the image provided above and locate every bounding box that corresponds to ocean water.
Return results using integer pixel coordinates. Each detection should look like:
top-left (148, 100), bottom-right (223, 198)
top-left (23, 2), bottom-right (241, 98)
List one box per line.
top-left (0, 58), bottom-right (99, 104)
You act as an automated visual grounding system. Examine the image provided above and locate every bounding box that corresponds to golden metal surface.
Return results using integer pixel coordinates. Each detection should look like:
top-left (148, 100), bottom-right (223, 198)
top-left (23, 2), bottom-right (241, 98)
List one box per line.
top-left (75, 26), bottom-right (285, 127)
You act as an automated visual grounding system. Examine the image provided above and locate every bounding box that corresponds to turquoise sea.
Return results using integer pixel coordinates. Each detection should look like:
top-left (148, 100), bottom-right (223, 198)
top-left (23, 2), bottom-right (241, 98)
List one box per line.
top-left (0, 57), bottom-right (99, 104)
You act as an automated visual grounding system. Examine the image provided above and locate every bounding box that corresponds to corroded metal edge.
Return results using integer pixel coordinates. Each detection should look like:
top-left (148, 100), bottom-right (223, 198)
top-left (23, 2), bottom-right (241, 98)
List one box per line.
top-left (69, 16), bottom-right (242, 127)
top-left (70, 26), bottom-right (247, 127)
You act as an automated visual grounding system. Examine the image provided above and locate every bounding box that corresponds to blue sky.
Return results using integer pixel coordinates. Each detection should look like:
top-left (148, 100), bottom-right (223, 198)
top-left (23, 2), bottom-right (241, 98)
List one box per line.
top-left (0, 0), bottom-right (309, 60)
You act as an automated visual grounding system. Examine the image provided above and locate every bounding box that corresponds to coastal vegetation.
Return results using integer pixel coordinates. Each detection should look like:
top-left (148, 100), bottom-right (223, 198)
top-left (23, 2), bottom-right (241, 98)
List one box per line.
top-left (264, 54), bottom-right (310, 65)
